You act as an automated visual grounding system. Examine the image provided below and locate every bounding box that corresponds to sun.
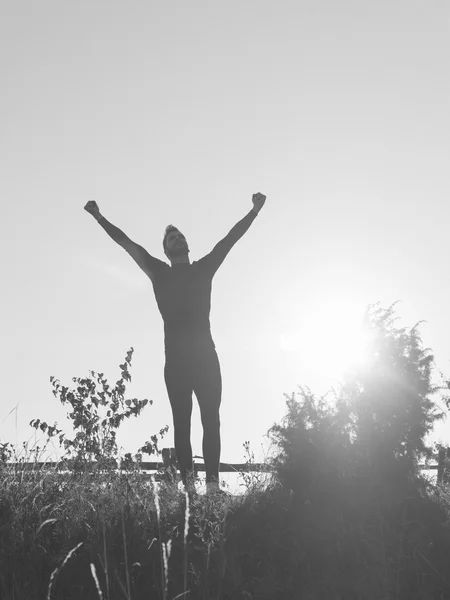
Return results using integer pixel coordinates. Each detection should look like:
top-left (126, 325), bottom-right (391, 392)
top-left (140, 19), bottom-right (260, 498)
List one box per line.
top-left (278, 296), bottom-right (369, 383)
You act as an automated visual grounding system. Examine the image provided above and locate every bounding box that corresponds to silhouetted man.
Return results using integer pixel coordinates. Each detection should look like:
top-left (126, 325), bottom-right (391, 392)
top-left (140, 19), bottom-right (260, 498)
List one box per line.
top-left (84, 193), bottom-right (266, 494)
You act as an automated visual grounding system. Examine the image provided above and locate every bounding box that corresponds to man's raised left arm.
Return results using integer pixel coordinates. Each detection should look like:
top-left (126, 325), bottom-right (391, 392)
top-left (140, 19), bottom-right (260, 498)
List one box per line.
top-left (199, 192), bottom-right (266, 276)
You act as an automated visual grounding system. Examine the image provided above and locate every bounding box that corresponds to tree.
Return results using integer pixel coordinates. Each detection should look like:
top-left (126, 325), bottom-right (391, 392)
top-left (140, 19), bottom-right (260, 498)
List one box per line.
top-left (269, 302), bottom-right (446, 498)
top-left (266, 304), bottom-right (449, 599)
top-left (341, 302), bottom-right (445, 482)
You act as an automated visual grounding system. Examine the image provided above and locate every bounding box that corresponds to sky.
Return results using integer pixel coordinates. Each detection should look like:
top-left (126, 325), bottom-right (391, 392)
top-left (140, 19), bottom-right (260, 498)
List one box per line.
top-left (1, 1), bottom-right (449, 478)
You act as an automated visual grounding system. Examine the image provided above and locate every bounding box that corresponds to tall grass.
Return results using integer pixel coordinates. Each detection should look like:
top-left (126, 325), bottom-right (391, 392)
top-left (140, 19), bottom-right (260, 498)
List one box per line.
top-left (1, 444), bottom-right (450, 599)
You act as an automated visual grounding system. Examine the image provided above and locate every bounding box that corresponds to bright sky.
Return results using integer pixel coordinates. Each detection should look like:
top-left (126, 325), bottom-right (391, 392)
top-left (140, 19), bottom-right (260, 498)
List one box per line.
top-left (2, 1), bottom-right (449, 470)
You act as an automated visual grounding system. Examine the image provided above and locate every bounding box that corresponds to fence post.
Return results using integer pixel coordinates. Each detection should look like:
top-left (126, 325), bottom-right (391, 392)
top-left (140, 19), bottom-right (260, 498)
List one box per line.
top-left (445, 448), bottom-right (450, 485)
top-left (160, 447), bottom-right (178, 483)
top-left (437, 449), bottom-right (447, 485)
top-left (161, 447), bottom-right (177, 469)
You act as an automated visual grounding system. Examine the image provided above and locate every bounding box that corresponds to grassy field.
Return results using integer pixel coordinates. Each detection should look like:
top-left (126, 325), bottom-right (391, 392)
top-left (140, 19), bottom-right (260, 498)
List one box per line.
top-left (1, 458), bottom-right (450, 600)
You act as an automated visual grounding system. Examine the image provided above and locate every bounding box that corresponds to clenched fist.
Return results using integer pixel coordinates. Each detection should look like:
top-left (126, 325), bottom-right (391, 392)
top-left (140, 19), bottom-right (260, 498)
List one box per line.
top-left (252, 192), bottom-right (266, 214)
top-left (84, 200), bottom-right (101, 219)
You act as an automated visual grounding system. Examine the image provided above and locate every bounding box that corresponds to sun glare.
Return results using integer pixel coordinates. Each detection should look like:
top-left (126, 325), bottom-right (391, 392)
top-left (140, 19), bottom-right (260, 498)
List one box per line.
top-left (278, 298), bottom-right (369, 383)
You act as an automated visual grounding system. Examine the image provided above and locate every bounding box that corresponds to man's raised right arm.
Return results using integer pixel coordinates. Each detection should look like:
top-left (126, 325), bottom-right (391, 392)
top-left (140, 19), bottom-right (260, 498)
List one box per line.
top-left (84, 200), bottom-right (163, 281)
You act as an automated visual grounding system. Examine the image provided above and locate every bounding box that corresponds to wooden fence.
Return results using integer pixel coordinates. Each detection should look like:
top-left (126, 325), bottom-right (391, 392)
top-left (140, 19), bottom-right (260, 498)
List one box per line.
top-left (3, 447), bottom-right (450, 484)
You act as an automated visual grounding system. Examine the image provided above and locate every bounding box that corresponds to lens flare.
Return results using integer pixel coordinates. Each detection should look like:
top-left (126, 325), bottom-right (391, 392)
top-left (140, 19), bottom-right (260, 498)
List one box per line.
top-left (278, 298), bottom-right (370, 382)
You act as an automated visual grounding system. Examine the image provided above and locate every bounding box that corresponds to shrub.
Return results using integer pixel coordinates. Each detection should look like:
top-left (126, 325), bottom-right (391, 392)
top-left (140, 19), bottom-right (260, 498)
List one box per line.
top-left (29, 347), bottom-right (168, 470)
top-left (265, 303), bottom-right (450, 599)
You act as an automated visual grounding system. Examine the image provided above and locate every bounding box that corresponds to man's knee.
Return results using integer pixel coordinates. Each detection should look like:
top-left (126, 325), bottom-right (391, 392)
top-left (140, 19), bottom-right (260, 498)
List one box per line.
top-left (173, 415), bottom-right (191, 435)
top-left (200, 408), bottom-right (220, 431)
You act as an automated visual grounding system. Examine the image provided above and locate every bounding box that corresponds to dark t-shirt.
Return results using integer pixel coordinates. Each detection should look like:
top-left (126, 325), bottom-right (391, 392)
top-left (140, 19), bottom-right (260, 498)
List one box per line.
top-left (141, 210), bottom-right (258, 354)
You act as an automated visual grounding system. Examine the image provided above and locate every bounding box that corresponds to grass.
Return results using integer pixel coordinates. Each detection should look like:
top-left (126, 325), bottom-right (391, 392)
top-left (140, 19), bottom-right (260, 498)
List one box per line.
top-left (0, 451), bottom-right (257, 600)
top-left (1, 458), bottom-right (450, 600)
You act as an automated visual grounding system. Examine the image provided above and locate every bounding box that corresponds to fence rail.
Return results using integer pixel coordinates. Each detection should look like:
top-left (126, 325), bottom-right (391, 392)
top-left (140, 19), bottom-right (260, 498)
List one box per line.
top-left (3, 447), bottom-right (450, 484)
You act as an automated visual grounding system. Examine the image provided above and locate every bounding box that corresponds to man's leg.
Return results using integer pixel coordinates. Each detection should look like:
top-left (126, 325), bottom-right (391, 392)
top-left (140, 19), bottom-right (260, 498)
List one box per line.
top-left (192, 345), bottom-right (222, 488)
top-left (164, 356), bottom-right (194, 488)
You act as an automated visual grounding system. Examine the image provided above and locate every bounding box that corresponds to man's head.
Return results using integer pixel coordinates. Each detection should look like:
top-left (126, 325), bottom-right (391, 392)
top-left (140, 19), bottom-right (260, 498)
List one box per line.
top-left (163, 225), bottom-right (190, 262)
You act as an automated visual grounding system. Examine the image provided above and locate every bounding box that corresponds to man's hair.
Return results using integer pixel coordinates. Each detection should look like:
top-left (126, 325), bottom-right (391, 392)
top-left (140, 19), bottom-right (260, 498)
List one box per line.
top-left (163, 224), bottom-right (181, 253)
